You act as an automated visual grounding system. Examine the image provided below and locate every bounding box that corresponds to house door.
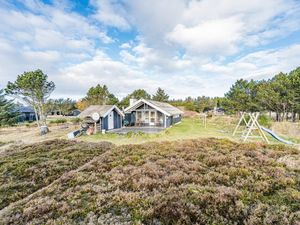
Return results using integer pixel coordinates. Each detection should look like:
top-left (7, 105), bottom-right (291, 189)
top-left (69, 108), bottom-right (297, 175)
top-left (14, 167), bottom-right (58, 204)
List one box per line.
top-left (108, 111), bottom-right (114, 129)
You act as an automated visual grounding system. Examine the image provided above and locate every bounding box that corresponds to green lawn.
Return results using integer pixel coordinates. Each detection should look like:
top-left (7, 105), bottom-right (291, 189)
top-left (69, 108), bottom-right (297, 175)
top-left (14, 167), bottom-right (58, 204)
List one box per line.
top-left (79, 116), bottom-right (297, 146)
top-left (79, 117), bottom-right (238, 145)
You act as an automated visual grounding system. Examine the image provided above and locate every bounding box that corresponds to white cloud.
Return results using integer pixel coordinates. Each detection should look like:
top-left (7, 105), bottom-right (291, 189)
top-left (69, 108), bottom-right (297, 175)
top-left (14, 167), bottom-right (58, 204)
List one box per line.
top-left (202, 44), bottom-right (300, 81)
top-left (0, 1), bottom-right (111, 88)
top-left (166, 17), bottom-right (243, 55)
top-left (91, 0), bottom-right (130, 30)
top-left (119, 41), bottom-right (193, 73)
top-left (0, 0), bottom-right (300, 100)
top-left (125, 0), bottom-right (300, 58)
top-left (120, 42), bottom-right (131, 49)
top-left (57, 51), bottom-right (159, 98)
top-left (0, 2), bottom-right (112, 51)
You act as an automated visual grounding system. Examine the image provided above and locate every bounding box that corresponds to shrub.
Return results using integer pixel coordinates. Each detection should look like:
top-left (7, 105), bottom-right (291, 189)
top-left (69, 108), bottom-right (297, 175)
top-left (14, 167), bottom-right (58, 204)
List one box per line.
top-left (0, 140), bottom-right (113, 210)
top-left (49, 118), bottom-right (67, 124)
top-left (244, 114), bottom-right (272, 128)
top-left (70, 117), bottom-right (81, 124)
top-left (259, 114), bottom-right (273, 128)
top-left (0, 139), bottom-right (299, 225)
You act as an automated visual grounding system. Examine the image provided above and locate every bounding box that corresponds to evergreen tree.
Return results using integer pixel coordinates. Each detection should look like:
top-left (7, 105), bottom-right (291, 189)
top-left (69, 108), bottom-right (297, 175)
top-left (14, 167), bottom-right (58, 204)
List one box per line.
top-left (152, 87), bottom-right (169, 102)
top-left (0, 89), bottom-right (18, 126)
top-left (81, 84), bottom-right (119, 108)
top-left (289, 67), bottom-right (300, 120)
top-left (119, 89), bottom-right (151, 107)
top-left (224, 79), bottom-right (260, 113)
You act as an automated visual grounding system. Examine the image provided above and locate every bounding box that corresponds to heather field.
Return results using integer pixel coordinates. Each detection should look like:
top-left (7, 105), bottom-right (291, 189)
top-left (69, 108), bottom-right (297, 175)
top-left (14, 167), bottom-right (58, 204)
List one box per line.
top-left (0, 140), bottom-right (113, 210)
top-left (0, 139), bottom-right (299, 225)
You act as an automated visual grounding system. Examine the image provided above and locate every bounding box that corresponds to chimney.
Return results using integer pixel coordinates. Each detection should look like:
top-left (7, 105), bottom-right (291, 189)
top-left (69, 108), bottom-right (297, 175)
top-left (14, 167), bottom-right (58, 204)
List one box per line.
top-left (129, 98), bottom-right (137, 106)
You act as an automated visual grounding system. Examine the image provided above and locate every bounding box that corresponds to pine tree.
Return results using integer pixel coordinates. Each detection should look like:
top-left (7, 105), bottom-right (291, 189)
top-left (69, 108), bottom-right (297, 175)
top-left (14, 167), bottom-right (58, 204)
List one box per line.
top-left (119, 89), bottom-right (151, 107)
top-left (0, 89), bottom-right (18, 126)
top-left (152, 87), bottom-right (169, 102)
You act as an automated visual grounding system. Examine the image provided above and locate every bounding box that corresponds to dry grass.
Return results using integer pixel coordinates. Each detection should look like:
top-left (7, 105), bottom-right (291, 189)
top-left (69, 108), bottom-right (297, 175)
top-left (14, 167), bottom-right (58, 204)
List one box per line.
top-left (0, 138), bottom-right (299, 225)
top-left (272, 122), bottom-right (300, 143)
top-left (0, 123), bottom-right (80, 145)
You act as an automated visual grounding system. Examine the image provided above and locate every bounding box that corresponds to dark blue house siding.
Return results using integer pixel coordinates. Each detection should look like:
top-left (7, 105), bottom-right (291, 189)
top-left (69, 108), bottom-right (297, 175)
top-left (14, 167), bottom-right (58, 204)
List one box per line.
top-left (166, 116), bottom-right (172, 127)
top-left (113, 110), bottom-right (122, 129)
top-left (101, 109), bottom-right (123, 130)
top-left (172, 115), bottom-right (181, 124)
top-left (17, 113), bottom-right (36, 123)
top-left (102, 116), bottom-right (108, 130)
top-left (165, 115), bottom-right (181, 128)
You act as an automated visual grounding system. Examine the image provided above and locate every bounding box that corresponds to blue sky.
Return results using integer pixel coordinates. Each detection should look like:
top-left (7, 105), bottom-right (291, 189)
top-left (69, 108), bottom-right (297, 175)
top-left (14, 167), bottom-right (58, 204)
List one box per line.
top-left (0, 0), bottom-right (300, 100)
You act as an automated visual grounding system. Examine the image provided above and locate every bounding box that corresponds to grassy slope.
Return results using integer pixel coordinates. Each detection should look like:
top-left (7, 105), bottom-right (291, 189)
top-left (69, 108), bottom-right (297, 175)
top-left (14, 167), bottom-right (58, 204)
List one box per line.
top-left (1, 139), bottom-right (299, 225)
top-left (0, 140), bottom-right (113, 210)
top-left (80, 117), bottom-right (300, 146)
top-left (1, 117), bottom-right (299, 146)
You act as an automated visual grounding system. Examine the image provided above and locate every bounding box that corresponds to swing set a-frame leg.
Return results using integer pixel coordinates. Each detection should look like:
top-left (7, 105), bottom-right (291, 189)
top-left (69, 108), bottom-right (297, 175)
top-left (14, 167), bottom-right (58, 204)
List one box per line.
top-left (255, 120), bottom-right (269, 144)
top-left (243, 113), bottom-right (259, 142)
top-left (233, 112), bottom-right (245, 136)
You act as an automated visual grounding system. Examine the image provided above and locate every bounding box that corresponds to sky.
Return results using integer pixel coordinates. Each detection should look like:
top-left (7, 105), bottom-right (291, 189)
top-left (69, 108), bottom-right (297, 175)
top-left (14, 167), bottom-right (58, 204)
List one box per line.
top-left (0, 0), bottom-right (300, 100)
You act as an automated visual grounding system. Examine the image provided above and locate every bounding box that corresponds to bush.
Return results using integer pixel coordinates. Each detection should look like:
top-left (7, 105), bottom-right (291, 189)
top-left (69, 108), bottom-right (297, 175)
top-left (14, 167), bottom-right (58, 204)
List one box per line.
top-left (70, 117), bottom-right (81, 124)
top-left (259, 114), bottom-right (272, 128)
top-left (244, 114), bottom-right (272, 128)
top-left (125, 131), bottom-right (146, 138)
top-left (1, 139), bottom-right (299, 224)
top-left (49, 118), bottom-right (67, 124)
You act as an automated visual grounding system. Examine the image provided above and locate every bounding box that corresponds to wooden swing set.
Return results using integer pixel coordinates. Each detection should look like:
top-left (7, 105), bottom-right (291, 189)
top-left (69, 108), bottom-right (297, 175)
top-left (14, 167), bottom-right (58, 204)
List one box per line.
top-left (232, 112), bottom-right (269, 143)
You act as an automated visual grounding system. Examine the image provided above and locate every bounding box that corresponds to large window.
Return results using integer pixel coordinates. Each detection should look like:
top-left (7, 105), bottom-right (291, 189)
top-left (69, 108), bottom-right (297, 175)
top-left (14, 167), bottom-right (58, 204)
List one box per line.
top-left (150, 111), bottom-right (155, 123)
top-left (157, 111), bottom-right (163, 126)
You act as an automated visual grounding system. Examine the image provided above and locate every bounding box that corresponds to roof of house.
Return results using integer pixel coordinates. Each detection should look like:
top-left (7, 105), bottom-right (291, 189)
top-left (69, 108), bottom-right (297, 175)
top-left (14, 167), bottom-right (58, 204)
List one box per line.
top-left (124, 99), bottom-right (183, 116)
top-left (79, 105), bottom-right (124, 119)
top-left (17, 106), bottom-right (35, 113)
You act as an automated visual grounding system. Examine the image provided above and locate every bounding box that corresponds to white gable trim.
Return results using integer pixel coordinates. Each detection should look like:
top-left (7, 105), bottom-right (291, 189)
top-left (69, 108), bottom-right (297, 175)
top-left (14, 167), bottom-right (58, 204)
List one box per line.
top-left (102, 105), bottom-right (125, 118)
top-left (124, 99), bottom-right (171, 116)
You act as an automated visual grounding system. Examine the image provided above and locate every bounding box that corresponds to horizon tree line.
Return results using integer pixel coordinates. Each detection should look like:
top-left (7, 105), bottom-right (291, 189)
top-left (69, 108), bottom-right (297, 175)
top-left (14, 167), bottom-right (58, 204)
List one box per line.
top-left (223, 67), bottom-right (300, 121)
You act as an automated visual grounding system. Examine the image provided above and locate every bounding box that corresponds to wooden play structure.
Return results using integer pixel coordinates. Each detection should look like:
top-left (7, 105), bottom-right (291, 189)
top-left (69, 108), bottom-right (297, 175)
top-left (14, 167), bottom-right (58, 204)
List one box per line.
top-left (233, 112), bottom-right (269, 143)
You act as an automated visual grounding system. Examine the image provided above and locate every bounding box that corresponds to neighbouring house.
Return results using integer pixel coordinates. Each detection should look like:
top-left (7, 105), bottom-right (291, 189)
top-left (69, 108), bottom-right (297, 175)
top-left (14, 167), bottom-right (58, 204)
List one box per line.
top-left (79, 105), bottom-right (124, 131)
top-left (48, 110), bottom-right (61, 116)
top-left (70, 109), bottom-right (81, 116)
top-left (124, 99), bottom-right (183, 128)
top-left (16, 106), bottom-right (36, 123)
top-left (214, 107), bottom-right (225, 116)
top-left (48, 109), bottom-right (81, 116)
